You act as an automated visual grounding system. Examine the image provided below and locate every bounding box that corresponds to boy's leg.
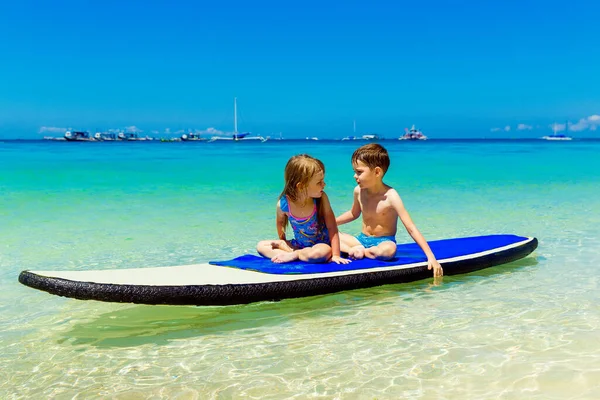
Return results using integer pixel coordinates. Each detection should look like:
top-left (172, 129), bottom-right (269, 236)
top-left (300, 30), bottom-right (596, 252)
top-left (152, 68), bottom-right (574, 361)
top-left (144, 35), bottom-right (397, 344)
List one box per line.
top-left (339, 232), bottom-right (366, 259)
top-left (364, 241), bottom-right (397, 260)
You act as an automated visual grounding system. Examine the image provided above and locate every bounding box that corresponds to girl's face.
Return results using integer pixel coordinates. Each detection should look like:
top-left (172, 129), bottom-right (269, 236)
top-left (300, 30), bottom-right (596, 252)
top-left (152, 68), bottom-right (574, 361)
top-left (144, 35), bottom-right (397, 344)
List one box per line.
top-left (303, 170), bottom-right (325, 198)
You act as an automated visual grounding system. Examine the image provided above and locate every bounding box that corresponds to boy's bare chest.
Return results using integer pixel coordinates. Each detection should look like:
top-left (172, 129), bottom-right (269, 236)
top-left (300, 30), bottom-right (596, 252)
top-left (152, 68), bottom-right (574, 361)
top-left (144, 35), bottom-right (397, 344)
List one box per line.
top-left (359, 195), bottom-right (393, 217)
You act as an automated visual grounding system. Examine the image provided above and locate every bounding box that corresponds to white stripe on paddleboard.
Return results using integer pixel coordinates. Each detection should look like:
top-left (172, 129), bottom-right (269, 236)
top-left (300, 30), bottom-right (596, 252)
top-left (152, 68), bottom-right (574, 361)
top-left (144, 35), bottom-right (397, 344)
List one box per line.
top-left (27, 237), bottom-right (534, 286)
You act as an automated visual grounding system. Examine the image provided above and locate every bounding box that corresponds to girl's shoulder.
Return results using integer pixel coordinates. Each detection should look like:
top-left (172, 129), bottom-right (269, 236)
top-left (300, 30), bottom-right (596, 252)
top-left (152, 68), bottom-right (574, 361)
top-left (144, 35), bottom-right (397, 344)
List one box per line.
top-left (279, 195), bottom-right (289, 212)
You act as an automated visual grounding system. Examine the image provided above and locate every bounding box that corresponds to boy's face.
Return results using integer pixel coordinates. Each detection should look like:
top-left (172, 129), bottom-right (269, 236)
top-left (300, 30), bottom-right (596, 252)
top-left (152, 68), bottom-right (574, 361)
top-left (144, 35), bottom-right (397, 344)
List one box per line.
top-left (353, 161), bottom-right (379, 189)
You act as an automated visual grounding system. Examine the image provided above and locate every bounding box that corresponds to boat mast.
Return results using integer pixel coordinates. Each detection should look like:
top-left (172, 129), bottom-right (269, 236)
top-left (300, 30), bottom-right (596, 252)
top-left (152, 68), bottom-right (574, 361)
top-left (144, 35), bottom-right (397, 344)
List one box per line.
top-left (234, 97), bottom-right (238, 134)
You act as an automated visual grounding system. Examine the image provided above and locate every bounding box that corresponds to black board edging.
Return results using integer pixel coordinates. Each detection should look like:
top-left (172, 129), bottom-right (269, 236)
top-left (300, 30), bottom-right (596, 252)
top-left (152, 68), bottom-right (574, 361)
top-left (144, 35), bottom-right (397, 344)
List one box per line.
top-left (18, 238), bottom-right (538, 306)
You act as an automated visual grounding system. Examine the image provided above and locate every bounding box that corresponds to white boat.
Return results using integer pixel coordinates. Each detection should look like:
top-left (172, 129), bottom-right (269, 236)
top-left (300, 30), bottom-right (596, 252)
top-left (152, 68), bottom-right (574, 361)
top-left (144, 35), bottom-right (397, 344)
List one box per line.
top-left (117, 132), bottom-right (153, 141)
top-left (64, 131), bottom-right (94, 141)
top-left (361, 134), bottom-right (379, 140)
top-left (209, 98), bottom-right (267, 142)
top-left (94, 132), bottom-right (117, 141)
top-left (400, 125), bottom-right (427, 140)
top-left (342, 120), bottom-right (379, 140)
top-left (181, 132), bottom-right (205, 141)
top-left (542, 122), bottom-right (572, 141)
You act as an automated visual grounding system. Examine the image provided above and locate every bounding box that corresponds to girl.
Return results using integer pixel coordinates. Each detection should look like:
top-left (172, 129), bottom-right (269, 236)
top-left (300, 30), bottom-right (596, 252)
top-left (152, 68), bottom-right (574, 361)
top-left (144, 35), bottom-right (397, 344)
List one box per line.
top-left (257, 154), bottom-right (350, 264)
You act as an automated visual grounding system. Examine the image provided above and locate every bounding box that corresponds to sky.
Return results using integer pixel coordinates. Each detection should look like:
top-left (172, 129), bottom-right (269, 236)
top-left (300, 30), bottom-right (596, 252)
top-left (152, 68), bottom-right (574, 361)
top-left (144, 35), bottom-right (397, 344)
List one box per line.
top-left (0, 0), bottom-right (599, 139)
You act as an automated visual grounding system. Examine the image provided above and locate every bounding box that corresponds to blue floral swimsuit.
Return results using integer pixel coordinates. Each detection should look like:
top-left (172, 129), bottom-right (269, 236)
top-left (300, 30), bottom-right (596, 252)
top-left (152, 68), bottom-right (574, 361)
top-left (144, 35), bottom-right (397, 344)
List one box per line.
top-left (280, 196), bottom-right (329, 249)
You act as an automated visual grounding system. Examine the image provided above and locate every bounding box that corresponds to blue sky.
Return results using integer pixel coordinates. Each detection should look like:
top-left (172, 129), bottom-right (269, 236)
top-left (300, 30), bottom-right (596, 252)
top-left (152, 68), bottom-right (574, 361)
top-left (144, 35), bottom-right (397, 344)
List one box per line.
top-left (0, 0), bottom-right (599, 139)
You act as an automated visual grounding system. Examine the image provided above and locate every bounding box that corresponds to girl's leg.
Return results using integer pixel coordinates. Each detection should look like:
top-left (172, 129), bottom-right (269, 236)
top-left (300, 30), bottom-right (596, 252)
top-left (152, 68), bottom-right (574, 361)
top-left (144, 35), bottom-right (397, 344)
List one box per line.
top-left (257, 240), bottom-right (293, 259)
top-left (271, 243), bottom-right (332, 264)
top-left (297, 243), bottom-right (331, 263)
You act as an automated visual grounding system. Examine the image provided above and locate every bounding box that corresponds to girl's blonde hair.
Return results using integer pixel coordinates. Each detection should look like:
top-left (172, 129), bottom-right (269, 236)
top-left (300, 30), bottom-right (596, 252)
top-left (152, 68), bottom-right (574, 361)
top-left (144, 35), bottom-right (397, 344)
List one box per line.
top-left (279, 154), bottom-right (326, 231)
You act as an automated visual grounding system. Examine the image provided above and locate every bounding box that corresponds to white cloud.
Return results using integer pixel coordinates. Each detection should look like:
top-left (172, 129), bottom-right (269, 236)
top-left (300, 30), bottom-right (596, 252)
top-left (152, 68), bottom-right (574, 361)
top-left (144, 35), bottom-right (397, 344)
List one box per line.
top-left (549, 122), bottom-right (566, 132)
top-left (504, 125), bottom-right (511, 132)
top-left (569, 120), bottom-right (586, 131)
top-left (38, 126), bottom-right (67, 134)
top-left (517, 123), bottom-right (533, 130)
top-left (588, 114), bottom-right (600, 122)
top-left (199, 127), bottom-right (226, 136)
top-left (125, 125), bottom-right (142, 133)
top-left (569, 114), bottom-right (600, 132)
top-left (490, 127), bottom-right (502, 132)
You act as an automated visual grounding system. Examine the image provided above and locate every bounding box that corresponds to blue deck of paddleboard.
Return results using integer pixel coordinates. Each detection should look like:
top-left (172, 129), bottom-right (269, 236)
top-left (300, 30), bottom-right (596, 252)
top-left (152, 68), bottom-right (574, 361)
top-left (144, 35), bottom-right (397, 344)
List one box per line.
top-left (210, 234), bottom-right (528, 274)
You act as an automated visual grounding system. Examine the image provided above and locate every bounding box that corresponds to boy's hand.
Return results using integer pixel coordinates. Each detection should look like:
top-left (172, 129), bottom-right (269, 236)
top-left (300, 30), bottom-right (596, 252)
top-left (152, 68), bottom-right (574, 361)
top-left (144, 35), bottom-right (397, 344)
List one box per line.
top-left (428, 258), bottom-right (443, 277)
top-left (331, 255), bottom-right (351, 265)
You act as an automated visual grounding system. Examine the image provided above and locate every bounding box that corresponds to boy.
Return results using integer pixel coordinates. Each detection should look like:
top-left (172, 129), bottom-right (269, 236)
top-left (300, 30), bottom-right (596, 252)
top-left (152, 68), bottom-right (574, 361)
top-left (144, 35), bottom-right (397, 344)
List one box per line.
top-left (336, 143), bottom-right (443, 277)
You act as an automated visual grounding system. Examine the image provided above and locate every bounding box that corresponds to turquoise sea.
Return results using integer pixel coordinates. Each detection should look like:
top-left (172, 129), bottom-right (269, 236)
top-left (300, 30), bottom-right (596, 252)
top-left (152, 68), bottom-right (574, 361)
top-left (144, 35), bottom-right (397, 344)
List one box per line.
top-left (1, 139), bottom-right (599, 399)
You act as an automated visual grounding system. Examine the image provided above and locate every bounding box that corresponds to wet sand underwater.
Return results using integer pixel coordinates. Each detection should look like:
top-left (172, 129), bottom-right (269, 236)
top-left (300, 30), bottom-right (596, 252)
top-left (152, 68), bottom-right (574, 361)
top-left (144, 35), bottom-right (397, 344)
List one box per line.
top-left (2, 139), bottom-right (599, 398)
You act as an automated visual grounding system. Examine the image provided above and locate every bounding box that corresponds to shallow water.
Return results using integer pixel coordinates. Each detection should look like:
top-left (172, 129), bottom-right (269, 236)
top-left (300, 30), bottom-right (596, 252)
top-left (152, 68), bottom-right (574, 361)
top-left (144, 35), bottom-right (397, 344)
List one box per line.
top-left (1, 139), bottom-right (599, 398)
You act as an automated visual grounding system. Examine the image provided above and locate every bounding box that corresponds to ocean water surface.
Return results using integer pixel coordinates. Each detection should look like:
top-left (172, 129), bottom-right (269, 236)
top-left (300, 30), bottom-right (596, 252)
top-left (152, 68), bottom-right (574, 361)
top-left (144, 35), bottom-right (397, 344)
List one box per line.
top-left (1, 139), bottom-right (599, 398)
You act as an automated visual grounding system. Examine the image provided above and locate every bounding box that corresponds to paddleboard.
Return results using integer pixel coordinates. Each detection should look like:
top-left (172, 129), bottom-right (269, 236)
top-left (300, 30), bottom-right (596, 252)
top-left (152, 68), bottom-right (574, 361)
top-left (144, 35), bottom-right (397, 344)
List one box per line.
top-left (18, 234), bottom-right (537, 306)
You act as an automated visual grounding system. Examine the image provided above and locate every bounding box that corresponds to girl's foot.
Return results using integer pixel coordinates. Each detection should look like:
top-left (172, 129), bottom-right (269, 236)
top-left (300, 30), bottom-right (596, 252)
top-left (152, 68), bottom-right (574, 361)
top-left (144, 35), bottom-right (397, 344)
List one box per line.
top-left (271, 240), bottom-right (293, 252)
top-left (271, 251), bottom-right (299, 264)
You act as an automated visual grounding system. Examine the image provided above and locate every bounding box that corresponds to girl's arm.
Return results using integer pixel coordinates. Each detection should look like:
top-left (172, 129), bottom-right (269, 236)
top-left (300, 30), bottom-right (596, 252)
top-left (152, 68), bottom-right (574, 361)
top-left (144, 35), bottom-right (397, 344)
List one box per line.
top-left (322, 193), bottom-right (351, 264)
top-left (336, 186), bottom-right (362, 225)
top-left (276, 201), bottom-right (287, 240)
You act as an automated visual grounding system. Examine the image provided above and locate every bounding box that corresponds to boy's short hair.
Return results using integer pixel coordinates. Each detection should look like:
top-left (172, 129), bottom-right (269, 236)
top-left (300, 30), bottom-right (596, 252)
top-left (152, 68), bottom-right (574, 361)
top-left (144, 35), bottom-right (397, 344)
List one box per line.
top-left (351, 143), bottom-right (390, 174)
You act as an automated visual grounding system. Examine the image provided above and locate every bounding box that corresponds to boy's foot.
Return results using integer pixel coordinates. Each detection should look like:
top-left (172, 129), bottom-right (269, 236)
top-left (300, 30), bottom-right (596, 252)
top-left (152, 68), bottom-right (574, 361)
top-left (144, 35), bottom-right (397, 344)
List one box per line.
top-left (271, 251), bottom-right (299, 264)
top-left (365, 242), bottom-right (396, 260)
top-left (349, 246), bottom-right (366, 259)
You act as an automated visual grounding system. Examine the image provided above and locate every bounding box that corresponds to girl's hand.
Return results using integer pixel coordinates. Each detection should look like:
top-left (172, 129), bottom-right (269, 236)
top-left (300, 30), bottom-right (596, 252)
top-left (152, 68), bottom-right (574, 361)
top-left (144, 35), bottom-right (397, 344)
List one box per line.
top-left (331, 255), bottom-right (351, 265)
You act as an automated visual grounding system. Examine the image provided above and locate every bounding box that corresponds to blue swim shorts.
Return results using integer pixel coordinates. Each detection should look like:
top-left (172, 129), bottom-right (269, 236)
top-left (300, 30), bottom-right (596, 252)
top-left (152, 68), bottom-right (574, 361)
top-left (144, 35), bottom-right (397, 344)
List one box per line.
top-left (355, 233), bottom-right (397, 249)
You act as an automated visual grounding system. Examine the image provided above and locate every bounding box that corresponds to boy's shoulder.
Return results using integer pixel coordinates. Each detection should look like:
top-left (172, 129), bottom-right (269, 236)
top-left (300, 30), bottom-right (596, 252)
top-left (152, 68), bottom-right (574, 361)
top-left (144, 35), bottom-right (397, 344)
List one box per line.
top-left (354, 184), bottom-right (399, 197)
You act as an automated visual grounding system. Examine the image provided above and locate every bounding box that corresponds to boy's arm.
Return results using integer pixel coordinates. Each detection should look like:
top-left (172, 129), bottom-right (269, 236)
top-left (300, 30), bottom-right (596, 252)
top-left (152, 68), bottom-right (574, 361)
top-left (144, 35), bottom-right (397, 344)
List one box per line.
top-left (390, 191), bottom-right (443, 277)
top-left (336, 186), bottom-right (362, 225)
top-left (322, 193), bottom-right (350, 264)
top-left (276, 201), bottom-right (287, 240)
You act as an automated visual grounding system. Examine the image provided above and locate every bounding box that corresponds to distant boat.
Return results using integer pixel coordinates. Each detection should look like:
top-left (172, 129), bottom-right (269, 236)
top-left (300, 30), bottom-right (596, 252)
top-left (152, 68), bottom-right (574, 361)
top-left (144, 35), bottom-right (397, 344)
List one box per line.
top-left (341, 134), bottom-right (380, 141)
top-left (209, 98), bottom-right (267, 142)
top-left (542, 122), bottom-right (572, 141)
top-left (361, 134), bottom-right (379, 140)
top-left (400, 125), bottom-right (427, 140)
top-left (64, 131), bottom-right (94, 141)
top-left (117, 132), bottom-right (153, 141)
top-left (342, 120), bottom-right (379, 140)
top-left (181, 132), bottom-right (205, 141)
top-left (94, 132), bottom-right (117, 141)
top-left (306, 137), bottom-right (319, 141)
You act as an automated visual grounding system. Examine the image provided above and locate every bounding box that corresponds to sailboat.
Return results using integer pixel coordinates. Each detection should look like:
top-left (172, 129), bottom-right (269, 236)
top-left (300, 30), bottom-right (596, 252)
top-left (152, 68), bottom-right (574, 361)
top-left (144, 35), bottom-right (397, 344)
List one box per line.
top-left (542, 122), bottom-right (572, 141)
top-left (208, 98), bottom-right (268, 142)
top-left (341, 120), bottom-right (380, 140)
